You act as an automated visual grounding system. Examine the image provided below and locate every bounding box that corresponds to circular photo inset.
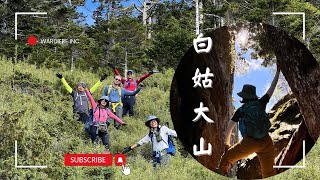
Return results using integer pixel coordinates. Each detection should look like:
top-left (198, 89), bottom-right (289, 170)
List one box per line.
top-left (170, 23), bottom-right (320, 179)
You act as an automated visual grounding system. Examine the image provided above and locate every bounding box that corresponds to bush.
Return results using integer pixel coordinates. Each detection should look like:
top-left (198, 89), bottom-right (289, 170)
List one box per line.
top-left (1, 58), bottom-right (319, 179)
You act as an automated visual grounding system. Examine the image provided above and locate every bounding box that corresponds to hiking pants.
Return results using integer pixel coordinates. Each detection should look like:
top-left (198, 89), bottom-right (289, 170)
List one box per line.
top-left (107, 106), bottom-right (123, 129)
top-left (90, 126), bottom-right (110, 150)
top-left (73, 112), bottom-right (88, 124)
top-left (123, 96), bottom-right (136, 116)
top-left (219, 135), bottom-right (276, 178)
top-left (152, 151), bottom-right (171, 168)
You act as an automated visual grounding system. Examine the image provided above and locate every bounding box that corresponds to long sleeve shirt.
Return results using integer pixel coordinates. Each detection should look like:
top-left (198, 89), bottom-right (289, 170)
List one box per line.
top-left (85, 88), bottom-right (124, 124)
top-left (102, 85), bottom-right (141, 103)
top-left (137, 126), bottom-right (177, 152)
top-left (60, 77), bottom-right (102, 113)
top-left (113, 68), bottom-right (152, 91)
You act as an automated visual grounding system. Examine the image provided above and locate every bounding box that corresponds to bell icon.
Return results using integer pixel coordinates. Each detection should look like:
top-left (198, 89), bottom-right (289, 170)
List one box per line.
top-left (117, 157), bottom-right (123, 164)
top-left (115, 154), bottom-right (126, 166)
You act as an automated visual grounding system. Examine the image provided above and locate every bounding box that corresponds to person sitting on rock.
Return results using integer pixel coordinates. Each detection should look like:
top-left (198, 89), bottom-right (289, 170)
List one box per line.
top-left (56, 72), bottom-right (107, 124)
top-left (122, 115), bottom-right (177, 168)
top-left (217, 67), bottom-right (280, 178)
top-left (85, 88), bottom-right (126, 154)
top-left (108, 63), bottom-right (157, 117)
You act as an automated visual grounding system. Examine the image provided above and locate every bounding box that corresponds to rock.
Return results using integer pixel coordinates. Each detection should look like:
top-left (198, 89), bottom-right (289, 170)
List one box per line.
top-left (263, 24), bottom-right (320, 141)
top-left (237, 94), bottom-right (314, 179)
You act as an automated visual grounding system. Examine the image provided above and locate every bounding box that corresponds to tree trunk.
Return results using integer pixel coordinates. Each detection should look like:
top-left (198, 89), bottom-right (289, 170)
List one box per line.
top-left (276, 120), bottom-right (314, 173)
top-left (170, 26), bottom-right (234, 170)
top-left (263, 24), bottom-right (320, 141)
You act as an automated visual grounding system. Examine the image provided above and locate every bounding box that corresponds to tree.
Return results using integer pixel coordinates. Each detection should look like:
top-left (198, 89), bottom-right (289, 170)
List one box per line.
top-left (147, 0), bottom-right (195, 70)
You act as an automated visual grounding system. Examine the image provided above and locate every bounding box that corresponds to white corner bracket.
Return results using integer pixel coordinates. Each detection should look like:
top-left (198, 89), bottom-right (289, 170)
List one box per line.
top-left (15, 12), bottom-right (47, 40)
top-left (15, 140), bottom-right (47, 169)
top-left (273, 140), bottom-right (305, 168)
top-left (272, 12), bottom-right (305, 40)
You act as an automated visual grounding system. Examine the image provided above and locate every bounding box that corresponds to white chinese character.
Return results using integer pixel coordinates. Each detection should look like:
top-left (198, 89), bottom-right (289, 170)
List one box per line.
top-left (193, 137), bottom-right (212, 156)
top-left (193, 33), bottom-right (213, 54)
top-left (192, 67), bottom-right (214, 88)
top-left (192, 102), bottom-right (214, 123)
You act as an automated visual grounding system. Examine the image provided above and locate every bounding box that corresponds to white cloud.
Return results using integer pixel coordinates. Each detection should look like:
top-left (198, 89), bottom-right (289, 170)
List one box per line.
top-left (245, 58), bottom-right (264, 71)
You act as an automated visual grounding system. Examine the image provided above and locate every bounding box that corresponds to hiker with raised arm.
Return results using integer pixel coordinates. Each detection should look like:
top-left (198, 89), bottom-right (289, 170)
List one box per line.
top-left (85, 87), bottom-right (126, 154)
top-left (102, 75), bottom-right (143, 129)
top-left (216, 67), bottom-right (281, 178)
top-left (122, 115), bottom-right (177, 168)
top-left (108, 63), bottom-right (157, 116)
top-left (56, 72), bottom-right (107, 123)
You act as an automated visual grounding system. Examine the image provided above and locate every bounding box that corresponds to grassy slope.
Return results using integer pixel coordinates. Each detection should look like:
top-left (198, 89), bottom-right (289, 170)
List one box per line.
top-left (0, 58), bottom-right (319, 179)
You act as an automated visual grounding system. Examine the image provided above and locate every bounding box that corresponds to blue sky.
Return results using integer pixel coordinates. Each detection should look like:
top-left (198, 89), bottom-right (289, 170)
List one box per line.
top-left (76, 0), bottom-right (142, 26)
top-left (233, 42), bottom-right (278, 111)
top-left (76, 1), bottom-right (288, 112)
top-left (76, 0), bottom-right (99, 26)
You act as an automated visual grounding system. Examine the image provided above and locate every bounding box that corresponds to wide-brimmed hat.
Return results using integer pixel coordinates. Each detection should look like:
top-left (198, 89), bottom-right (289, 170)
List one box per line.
top-left (98, 96), bottom-right (109, 103)
top-left (237, 84), bottom-right (258, 99)
top-left (145, 115), bottom-right (160, 127)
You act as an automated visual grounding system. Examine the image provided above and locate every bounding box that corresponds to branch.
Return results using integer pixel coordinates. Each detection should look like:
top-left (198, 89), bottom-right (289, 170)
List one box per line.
top-left (146, 3), bottom-right (159, 12)
top-left (133, 3), bottom-right (143, 13)
top-left (137, 0), bottom-right (144, 6)
top-left (32, 15), bottom-right (48, 19)
top-left (204, 13), bottom-right (222, 18)
top-left (77, 29), bottom-right (86, 38)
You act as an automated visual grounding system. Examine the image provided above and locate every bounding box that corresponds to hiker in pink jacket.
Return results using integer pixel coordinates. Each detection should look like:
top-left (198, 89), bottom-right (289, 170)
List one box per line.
top-left (85, 88), bottom-right (126, 153)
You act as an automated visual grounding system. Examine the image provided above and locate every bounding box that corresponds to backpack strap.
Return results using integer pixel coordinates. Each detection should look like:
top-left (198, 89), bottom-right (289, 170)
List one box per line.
top-left (107, 85), bottom-right (112, 96)
top-left (74, 92), bottom-right (88, 106)
top-left (118, 87), bottom-right (121, 97)
top-left (149, 126), bottom-right (166, 144)
top-left (107, 85), bottom-right (122, 100)
top-left (107, 85), bottom-right (123, 112)
top-left (92, 106), bottom-right (99, 122)
top-left (74, 92), bottom-right (79, 102)
top-left (124, 79), bottom-right (137, 89)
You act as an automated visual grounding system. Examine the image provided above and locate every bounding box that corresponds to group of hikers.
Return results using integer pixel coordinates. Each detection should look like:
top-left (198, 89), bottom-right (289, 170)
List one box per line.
top-left (57, 60), bottom-right (282, 176)
top-left (56, 63), bottom-right (177, 167)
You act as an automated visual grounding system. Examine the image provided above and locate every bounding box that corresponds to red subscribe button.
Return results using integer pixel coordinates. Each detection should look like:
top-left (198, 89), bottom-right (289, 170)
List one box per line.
top-left (64, 154), bottom-right (112, 166)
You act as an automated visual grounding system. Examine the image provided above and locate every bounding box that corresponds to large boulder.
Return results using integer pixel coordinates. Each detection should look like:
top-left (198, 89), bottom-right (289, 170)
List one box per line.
top-left (237, 94), bottom-right (314, 179)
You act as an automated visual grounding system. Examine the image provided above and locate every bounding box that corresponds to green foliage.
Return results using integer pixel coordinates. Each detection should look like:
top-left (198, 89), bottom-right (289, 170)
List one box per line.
top-left (0, 58), bottom-right (220, 179)
top-left (203, 0), bottom-right (320, 63)
top-left (147, 1), bottom-right (195, 70)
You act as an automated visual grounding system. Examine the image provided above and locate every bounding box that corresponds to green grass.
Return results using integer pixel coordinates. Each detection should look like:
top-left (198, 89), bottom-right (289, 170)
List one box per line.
top-left (0, 57), bottom-right (319, 179)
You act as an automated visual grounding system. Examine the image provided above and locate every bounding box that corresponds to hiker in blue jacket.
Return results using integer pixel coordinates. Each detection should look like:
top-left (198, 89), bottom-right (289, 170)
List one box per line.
top-left (122, 115), bottom-right (177, 168)
top-left (102, 75), bottom-right (143, 129)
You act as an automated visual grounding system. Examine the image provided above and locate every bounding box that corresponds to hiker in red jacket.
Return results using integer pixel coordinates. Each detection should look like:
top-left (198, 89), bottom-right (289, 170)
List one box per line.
top-left (108, 63), bottom-right (157, 116)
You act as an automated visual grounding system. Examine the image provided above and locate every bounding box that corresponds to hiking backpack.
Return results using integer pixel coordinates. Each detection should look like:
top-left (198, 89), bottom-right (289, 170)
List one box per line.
top-left (106, 85), bottom-right (122, 100)
top-left (149, 126), bottom-right (176, 156)
top-left (84, 107), bottom-right (98, 134)
top-left (124, 79), bottom-right (137, 90)
top-left (166, 134), bottom-right (176, 155)
top-left (238, 100), bottom-right (271, 139)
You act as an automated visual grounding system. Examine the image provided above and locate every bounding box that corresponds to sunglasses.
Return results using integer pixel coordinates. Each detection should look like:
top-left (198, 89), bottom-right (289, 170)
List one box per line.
top-left (115, 79), bottom-right (121, 81)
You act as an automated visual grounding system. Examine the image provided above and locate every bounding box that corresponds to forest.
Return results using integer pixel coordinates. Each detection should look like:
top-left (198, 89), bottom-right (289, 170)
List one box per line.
top-left (0, 0), bottom-right (319, 179)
